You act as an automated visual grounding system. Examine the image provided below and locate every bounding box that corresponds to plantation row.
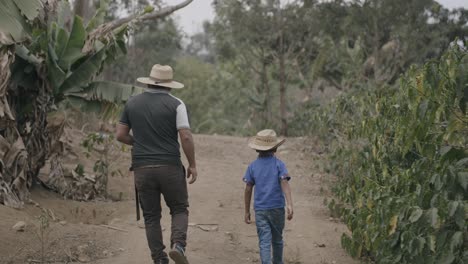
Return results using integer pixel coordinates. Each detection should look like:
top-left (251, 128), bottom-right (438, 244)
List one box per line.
top-left (319, 46), bottom-right (467, 263)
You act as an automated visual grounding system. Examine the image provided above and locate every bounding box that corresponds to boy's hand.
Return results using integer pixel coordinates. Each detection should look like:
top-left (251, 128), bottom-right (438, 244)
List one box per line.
top-left (245, 212), bottom-right (251, 224)
top-left (287, 205), bottom-right (294, 221)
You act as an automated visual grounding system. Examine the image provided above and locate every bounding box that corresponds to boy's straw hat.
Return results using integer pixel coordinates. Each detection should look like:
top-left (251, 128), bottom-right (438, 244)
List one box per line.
top-left (137, 64), bottom-right (184, 89)
top-left (248, 129), bottom-right (286, 151)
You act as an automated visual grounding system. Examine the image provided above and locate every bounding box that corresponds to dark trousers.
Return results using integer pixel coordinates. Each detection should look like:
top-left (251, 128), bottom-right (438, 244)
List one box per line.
top-left (134, 165), bottom-right (189, 262)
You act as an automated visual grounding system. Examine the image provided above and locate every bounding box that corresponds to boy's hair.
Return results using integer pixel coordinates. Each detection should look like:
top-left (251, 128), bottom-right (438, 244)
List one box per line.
top-left (256, 147), bottom-right (277, 156)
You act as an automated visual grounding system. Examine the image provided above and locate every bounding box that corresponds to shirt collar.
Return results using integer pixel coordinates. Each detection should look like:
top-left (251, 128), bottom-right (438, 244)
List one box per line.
top-left (258, 153), bottom-right (275, 158)
top-left (145, 88), bottom-right (170, 94)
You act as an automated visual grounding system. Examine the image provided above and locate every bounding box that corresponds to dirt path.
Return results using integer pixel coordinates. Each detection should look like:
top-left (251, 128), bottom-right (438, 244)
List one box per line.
top-left (0, 134), bottom-right (356, 263)
top-left (95, 135), bottom-right (356, 264)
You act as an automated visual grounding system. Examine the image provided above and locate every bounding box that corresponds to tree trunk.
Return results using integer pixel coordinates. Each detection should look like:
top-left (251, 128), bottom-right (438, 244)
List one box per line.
top-left (279, 32), bottom-right (288, 136)
top-left (262, 58), bottom-right (272, 125)
top-left (73, 0), bottom-right (89, 20)
top-left (0, 47), bottom-right (26, 208)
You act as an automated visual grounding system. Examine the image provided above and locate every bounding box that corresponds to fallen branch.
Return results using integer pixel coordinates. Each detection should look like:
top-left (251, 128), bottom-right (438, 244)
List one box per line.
top-left (99, 224), bottom-right (128, 232)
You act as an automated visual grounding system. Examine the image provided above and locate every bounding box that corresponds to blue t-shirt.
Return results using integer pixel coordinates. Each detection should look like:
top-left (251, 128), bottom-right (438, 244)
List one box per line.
top-left (243, 156), bottom-right (290, 210)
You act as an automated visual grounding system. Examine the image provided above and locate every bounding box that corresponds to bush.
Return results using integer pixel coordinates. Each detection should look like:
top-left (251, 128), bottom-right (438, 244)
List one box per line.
top-left (328, 45), bottom-right (467, 263)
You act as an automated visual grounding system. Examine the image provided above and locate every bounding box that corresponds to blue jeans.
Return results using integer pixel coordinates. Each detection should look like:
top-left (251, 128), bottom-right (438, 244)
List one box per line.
top-left (255, 208), bottom-right (285, 264)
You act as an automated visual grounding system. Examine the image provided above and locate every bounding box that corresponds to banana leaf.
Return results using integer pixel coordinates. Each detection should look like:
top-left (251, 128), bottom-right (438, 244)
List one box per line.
top-left (12, 0), bottom-right (43, 21)
top-left (58, 16), bottom-right (86, 70)
top-left (67, 81), bottom-right (144, 103)
top-left (0, 0), bottom-right (31, 45)
top-left (59, 48), bottom-right (107, 95)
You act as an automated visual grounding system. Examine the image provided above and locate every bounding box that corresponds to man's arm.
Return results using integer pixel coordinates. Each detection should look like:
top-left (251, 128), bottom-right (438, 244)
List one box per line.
top-left (281, 180), bottom-right (293, 220)
top-left (244, 184), bottom-right (253, 224)
top-left (179, 128), bottom-right (197, 184)
top-left (115, 124), bottom-right (134, 146)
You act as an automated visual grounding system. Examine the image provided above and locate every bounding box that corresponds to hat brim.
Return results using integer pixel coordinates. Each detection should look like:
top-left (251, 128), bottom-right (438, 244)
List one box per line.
top-left (248, 138), bottom-right (286, 151)
top-left (137, 77), bottom-right (184, 89)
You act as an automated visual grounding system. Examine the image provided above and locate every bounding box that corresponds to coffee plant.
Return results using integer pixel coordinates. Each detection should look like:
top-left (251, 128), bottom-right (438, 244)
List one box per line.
top-left (325, 45), bottom-right (467, 263)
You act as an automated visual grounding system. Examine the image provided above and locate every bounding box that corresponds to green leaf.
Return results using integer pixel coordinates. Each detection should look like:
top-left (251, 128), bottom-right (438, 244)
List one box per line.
top-left (450, 231), bottom-right (463, 251)
top-left (67, 81), bottom-right (144, 103)
top-left (426, 208), bottom-right (439, 228)
top-left (454, 205), bottom-right (465, 229)
top-left (428, 235), bottom-right (436, 252)
top-left (48, 53), bottom-right (66, 93)
top-left (438, 252), bottom-right (455, 264)
top-left (409, 207), bottom-right (423, 223)
top-left (448, 201), bottom-right (459, 217)
top-left (144, 5), bottom-right (155, 14)
top-left (455, 157), bottom-right (468, 167)
top-left (0, 0), bottom-right (31, 44)
top-left (441, 146), bottom-right (465, 163)
top-left (54, 28), bottom-right (69, 63)
top-left (59, 15), bottom-right (86, 69)
top-left (59, 48), bottom-right (107, 95)
top-left (409, 237), bottom-right (425, 255)
top-left (12, 0), bottom-right (43, 21)
top-left (457, 172), bottom-right (467, 190)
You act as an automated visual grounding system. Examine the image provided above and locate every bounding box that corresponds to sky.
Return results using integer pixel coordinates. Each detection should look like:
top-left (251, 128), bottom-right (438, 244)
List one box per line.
top-left (165, 0), bottom-right (468, 35)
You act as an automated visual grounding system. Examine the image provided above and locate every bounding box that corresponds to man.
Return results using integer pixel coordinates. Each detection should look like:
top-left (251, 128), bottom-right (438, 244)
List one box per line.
top-left (116, 64), bottom-right (197, 264)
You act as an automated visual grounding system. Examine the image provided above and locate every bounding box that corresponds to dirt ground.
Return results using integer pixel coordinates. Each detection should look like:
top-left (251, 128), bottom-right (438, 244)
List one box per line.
top-left (0, 134), bottom-right (356, 264)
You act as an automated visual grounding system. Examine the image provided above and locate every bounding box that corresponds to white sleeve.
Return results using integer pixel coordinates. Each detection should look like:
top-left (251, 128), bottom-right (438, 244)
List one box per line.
top-left (176, 103), bottom-right (190, 130)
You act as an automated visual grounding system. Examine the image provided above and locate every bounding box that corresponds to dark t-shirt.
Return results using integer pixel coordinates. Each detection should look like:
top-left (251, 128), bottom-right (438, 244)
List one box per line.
top-left (119, 89), bottom-right (190, 168)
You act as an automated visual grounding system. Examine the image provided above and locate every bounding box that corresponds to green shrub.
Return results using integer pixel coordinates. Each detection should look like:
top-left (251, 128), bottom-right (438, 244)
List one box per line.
top-left (328, 45), bottom-right (467, 263)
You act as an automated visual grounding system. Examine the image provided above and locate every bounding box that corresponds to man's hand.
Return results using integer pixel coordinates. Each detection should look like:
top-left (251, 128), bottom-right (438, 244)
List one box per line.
top-left (115, 124), bottom-right (134, 146)
top-left (245, 211), bottom-right (251, 224)
top-left (187, 167), bottom-right (197, 184)
top-left (287, 205), bottom-right (294, 221)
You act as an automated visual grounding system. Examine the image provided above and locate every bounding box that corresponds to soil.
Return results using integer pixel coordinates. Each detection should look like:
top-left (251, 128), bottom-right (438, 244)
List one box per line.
top-left (0, 134), bottom-right (357, 264)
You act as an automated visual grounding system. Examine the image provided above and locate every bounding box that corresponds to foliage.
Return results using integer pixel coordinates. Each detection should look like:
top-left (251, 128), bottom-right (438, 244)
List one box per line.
top-left (104, 12), bottom-right (183, 84)
top-left (211, 0), bottom-right (319, 135)
top-left (174, 56), bottom-right (253, 135)
top-left (0, 0), bottom-right (44, 45)
top-left (82, 132), bottom-right (124, 197)
top-left (323, 46), bottom-right (467, 263)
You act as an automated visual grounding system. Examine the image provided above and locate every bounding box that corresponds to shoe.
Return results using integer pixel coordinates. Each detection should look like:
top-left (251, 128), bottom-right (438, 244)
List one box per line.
top-left (169, 243), bottom-right (189, 264)
top-left (154, 256), bottom-right (169, 264)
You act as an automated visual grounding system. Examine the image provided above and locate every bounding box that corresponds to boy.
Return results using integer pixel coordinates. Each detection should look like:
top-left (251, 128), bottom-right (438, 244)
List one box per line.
top-left (243, 129), bottom-right (294, 264)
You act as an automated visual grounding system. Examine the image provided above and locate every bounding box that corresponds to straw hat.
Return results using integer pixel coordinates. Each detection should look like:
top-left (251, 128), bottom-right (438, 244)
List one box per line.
top-left (137, 64), bottom-right (184, 89)
top-left (248, 129), bottom-right (286, 151)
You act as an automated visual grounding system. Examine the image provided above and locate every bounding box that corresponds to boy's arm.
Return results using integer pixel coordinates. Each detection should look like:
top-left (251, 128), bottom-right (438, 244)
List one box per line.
top-left (244, 184), bottom-right (253, 224)
top-left (281, 180), bottom-right (293, 220)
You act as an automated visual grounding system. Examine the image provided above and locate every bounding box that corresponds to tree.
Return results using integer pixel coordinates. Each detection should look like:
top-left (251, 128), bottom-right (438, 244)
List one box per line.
top-left (321, 0), bottom-right (468, 86)
top-left (212, 0), bottom-right (320, 135)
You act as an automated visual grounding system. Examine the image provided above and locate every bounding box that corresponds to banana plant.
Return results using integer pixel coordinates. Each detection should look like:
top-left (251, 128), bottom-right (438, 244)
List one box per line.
top-left (9, 0), bottom-right (142, 105)
top-left (0, 0), bottom-right (192, 207)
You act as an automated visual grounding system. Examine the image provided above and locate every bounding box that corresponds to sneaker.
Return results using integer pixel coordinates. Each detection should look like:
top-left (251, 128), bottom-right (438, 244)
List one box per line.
top-left (169, 244), bottom-right (189, 264)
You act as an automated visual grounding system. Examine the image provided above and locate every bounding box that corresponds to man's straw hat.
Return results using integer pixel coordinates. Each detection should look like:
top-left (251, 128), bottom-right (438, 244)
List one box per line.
top-left (248, 129), bottom-right (286, 151)
top-left (137, 64), bottom-right (184, 89)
